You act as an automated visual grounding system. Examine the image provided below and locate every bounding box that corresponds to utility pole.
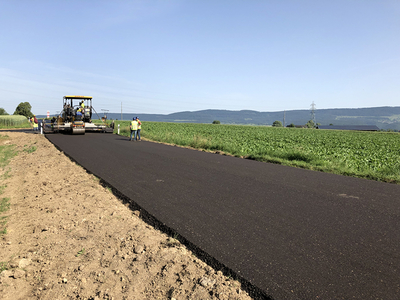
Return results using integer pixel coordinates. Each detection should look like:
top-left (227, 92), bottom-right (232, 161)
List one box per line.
top-left (310, 101), bottom-right (316, 128)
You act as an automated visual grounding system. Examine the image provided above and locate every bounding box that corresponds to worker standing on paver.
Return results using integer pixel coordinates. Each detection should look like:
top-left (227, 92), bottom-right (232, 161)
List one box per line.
top-left (129, 117), bottom-right (138, 141)
top-left (136, 117), bottom-right (142, 141)
top-left (76, 108), bottom-right (83, 121)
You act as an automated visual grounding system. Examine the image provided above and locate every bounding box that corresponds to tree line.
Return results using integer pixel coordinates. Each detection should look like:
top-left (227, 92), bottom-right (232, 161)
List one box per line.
top-left (0, 102), bottom-right (34, 118)
top-left (272, 119), bottom-right (319, 128)
top-left (212, 119), bottom-right (319, 128)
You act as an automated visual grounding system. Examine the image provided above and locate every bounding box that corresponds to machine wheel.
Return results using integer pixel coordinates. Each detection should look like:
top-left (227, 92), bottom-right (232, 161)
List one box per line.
top-left (72, 128), bottom-right (85, 135)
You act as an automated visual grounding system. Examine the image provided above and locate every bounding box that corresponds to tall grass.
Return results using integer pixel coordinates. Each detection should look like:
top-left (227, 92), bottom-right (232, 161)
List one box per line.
top-left (0, 115), bottom-right (30, 128)
top-left (114, 120), bottom-right (133, 135)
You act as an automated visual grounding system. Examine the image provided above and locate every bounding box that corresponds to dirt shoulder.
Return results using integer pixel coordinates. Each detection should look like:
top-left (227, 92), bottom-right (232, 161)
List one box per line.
top-left (0, 132), bottom-right (252, 300)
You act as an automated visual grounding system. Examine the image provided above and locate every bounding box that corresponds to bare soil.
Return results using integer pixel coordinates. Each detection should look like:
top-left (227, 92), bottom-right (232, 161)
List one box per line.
top-left (0, 132), bottom-right (252, 300)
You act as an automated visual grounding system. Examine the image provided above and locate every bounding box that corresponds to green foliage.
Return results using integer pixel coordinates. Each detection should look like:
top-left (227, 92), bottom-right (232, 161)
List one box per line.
top-left (1, 168), bottom-right (11, 180)
top-left (0, 136), bottom-right (15, 236)
top-left (132, 121), bottom-right (400, 183)
top-left (0, 108), bottom-right (8, 115)
top-left (0, 198), bottom-right (10, 235)
top-left (115, 121), bottom-right (131, 136)
top-left (379, 129), bottom-right (397, 133)
top-left (287, 123), bottom-right (295, 128)
top-left (212, 120), bottom-right (221, 124)
top-left (272, 120), bottom-right (283, 127)
top-left (306, 120), bottom-right (315, 128)
top-left (0, 185), bottom-right (5, 195)
top-left (0, 216), bottom-right (8, 235)
top-left (0, 197), bottom-right (10, 213)
top-left (0, 115), bottom-right (30, 128)
top-left (0, 261), bottom-right (8, 272)
top-left (23, 145), bottom-right (37, 154)
top-left (0, 142), bottom-right (17, 169)
top-left (76, 248), bottom-right (86, 257)
top-left (13, 102), bottom-right (33, 118)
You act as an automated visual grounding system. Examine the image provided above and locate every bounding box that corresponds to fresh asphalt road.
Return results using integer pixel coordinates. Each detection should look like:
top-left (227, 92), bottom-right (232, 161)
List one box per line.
top-left (46, 133), bottom-right (400, 299)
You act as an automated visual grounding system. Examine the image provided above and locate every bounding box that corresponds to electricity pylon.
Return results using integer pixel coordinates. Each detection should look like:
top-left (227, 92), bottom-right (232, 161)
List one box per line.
top-left (310, 101), bottom-right (316, 127)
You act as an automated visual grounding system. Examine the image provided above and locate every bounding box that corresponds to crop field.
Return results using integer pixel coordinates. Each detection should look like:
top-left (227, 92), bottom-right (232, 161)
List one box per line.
top-left (116, 121), bottom-right (400, 183)
top-left (0, 115), bottom-right (30, 128)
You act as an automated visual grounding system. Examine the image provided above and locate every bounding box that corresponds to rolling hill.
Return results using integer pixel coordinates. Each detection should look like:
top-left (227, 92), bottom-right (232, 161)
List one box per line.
top-left (103, 106), bottom-right (400, 130)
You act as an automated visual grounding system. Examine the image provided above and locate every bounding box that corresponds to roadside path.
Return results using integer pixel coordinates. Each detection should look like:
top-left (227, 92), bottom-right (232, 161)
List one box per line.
top-left (46, 133), bottom-right (400, 299)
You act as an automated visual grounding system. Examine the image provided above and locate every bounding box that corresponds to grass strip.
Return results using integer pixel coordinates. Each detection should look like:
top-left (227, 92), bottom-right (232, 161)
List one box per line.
top-left (0, 197), bottom-right (10, 213)
top-left (0, 197), bottom-right (10, 235)
top-left (0, 135), bottom-right (16, 237)
top-left (0, 136), bottom-right (17, 168)
top-left (23, 145), bottom-right (37, 153)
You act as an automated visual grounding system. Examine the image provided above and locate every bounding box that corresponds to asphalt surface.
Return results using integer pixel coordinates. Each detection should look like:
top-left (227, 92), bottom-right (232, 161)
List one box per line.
top-left (46, 133), bottom-right (400, 299)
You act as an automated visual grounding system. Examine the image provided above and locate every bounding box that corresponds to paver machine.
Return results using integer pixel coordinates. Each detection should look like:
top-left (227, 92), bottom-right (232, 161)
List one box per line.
top-left (49, 95), bottom-right (113, 134)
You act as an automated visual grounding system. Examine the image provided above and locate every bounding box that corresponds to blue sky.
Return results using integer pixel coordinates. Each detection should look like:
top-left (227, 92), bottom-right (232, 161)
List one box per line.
top-left (1, 0), bottom-right (399, 116)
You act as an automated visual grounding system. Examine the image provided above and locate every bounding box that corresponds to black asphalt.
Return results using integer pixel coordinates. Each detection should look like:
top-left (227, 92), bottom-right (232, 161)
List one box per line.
top-left (46, 133), bottom-right (400, 300)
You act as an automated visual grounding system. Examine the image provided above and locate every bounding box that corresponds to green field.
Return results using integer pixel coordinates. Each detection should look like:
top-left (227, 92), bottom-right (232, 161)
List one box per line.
top-left (115, 121), bottom-right (400, 184)
top-left (0, 115), bottom-right (30, 129)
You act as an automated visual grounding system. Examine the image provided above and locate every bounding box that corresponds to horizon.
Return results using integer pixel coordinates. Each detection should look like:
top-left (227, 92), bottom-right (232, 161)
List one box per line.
top-left (33, 105), bottom-right (400, 117)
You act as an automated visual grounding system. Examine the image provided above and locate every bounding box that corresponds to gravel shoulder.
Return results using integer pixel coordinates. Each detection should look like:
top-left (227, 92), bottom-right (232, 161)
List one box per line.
top-left (0, 132), bottom-right (252, 300)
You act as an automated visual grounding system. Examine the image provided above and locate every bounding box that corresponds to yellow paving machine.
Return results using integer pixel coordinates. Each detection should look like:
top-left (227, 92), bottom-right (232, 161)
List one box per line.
top-left (46, 95), bottom-right (113, 134)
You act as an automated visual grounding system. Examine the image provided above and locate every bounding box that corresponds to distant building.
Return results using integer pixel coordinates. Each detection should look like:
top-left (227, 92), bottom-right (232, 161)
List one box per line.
top-left (317, 125), bottom-right (379, 131)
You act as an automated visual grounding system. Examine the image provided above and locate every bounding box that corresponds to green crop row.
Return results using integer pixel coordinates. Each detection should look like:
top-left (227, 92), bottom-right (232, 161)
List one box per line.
top-left (114, 121), bottom-right (400, 183)
top-left (0, 115), bottom-right (30, 128)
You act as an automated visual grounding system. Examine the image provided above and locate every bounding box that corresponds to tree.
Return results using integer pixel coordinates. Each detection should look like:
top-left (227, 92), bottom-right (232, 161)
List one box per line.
top-left (0, 108), bottom-right (8, 115)
top-left (287, 123), bottom-right (295, 128)
top-left (306, 120), bottom-right (315, 128)
top-left (212, 120), bottom-right (220, 124)
top-left (13, 102), bottom-right (33, 118)
top-left (272, 120), bottom-right (283, 127)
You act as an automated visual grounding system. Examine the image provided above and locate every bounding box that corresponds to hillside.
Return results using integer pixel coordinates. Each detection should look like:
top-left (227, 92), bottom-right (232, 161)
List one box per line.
top-left (42, 106), bottom-right (400, 130)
